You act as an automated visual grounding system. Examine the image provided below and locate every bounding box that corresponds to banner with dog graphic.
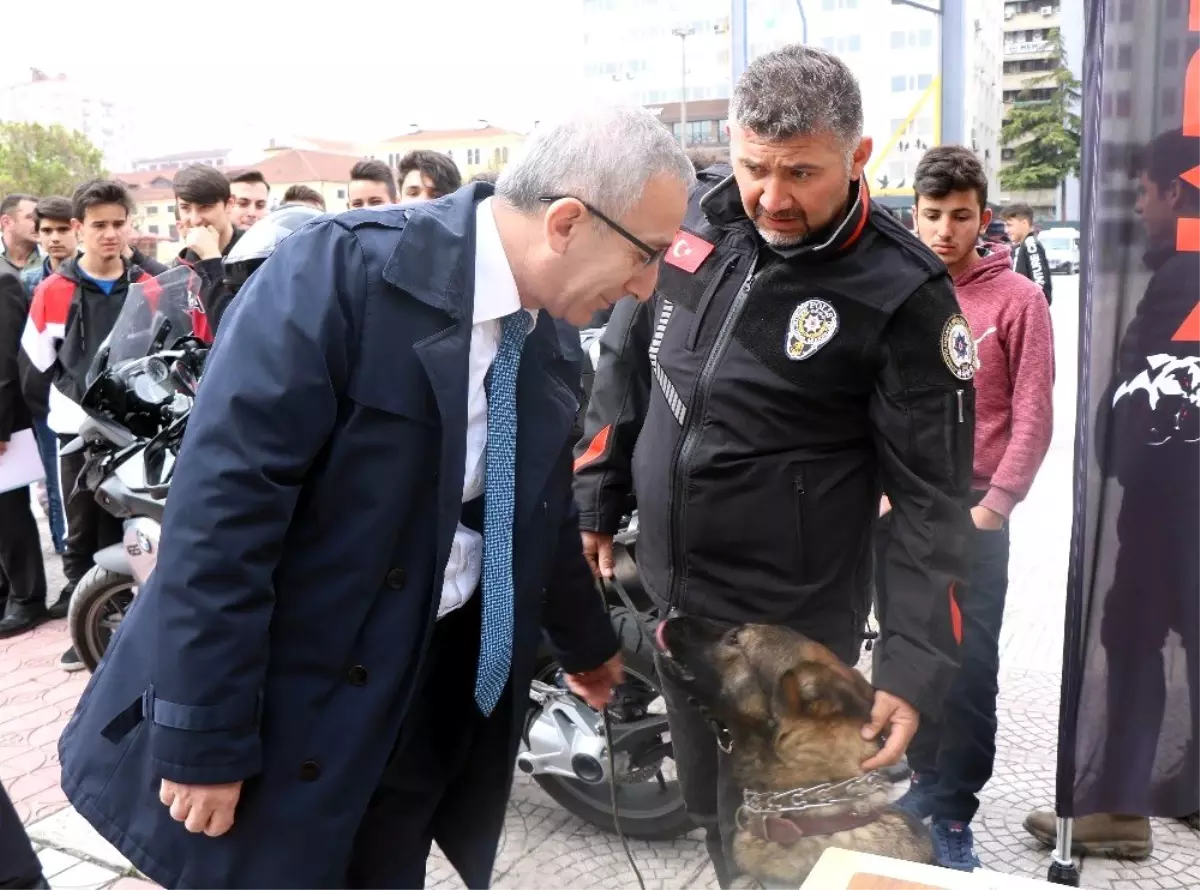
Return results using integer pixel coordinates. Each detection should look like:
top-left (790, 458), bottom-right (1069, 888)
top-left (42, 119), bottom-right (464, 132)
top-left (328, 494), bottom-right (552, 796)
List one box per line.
top-left (1057, 0), bottom-right (1198, 819)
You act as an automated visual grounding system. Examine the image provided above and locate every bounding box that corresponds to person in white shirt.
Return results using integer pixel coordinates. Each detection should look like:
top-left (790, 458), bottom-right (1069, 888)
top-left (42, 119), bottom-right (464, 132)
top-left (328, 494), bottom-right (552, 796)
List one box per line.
top-left (58, 106), bottom-right (696, 889)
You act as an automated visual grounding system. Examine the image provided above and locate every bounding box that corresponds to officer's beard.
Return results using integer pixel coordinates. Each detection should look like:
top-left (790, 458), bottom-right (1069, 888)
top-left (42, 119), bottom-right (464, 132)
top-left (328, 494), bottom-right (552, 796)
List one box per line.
top-left (753, 208), bottom-right (810, 248)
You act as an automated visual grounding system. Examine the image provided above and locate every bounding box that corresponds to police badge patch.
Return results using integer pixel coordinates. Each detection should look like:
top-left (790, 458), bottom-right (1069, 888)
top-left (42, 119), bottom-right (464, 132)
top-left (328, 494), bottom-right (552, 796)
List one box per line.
top-left (941, 313), bottom-right (977, 380)
top-left (785, 299), bottom-right (839, 361)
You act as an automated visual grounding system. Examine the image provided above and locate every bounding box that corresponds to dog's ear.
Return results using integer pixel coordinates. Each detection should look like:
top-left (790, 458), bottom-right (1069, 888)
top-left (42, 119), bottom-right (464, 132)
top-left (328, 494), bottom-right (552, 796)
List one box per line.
top-left (776, 662), bottom-right (874, 723)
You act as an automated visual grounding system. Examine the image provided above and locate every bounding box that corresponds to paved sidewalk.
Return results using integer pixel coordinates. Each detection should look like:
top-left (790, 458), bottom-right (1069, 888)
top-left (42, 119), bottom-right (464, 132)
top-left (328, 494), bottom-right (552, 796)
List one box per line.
top-left (5, 276), bottom-right (1198, 888)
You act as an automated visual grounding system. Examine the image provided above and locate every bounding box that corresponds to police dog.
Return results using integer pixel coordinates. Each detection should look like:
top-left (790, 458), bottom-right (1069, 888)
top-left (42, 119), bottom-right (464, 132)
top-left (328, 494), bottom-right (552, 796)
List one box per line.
top-left (655, 615), bottom-right (932, 887)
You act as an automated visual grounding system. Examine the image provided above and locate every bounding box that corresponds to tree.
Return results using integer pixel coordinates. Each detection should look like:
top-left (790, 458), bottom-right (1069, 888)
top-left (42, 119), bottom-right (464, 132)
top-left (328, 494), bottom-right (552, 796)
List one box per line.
top-left (0, 122), bottom-right (108, 198)
top-left (999, 28), bottom-right (1082, 220)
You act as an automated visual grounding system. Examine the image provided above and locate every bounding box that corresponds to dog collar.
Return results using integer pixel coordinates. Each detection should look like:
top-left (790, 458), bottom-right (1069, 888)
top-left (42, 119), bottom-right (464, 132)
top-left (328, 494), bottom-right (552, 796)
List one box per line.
top-left (737, 771), bottom-right (890, 847)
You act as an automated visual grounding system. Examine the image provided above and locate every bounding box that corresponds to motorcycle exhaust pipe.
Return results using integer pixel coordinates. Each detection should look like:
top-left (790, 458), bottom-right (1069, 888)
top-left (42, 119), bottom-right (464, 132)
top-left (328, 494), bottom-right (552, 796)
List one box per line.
top-left (570, 753), bottom-right (605, 784)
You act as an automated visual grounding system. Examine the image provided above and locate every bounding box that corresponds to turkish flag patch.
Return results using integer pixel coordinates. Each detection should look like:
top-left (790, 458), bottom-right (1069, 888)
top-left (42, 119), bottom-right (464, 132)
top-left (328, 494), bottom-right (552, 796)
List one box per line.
top-left (664, 230), bottom-right (715, 273)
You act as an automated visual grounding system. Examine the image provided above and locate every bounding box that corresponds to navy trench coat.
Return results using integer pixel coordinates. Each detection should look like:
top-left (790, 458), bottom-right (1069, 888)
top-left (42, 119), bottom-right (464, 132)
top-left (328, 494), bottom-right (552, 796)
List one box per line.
top-left (58, 185), bottom-right (619, 888)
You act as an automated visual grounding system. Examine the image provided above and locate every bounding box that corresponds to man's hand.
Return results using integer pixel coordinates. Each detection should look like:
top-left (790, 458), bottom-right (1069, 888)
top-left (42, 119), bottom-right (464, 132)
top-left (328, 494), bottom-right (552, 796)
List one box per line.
top-left (0, 440), bottom-right (7, 455)
top-left (159, 779), bottom-right (243, 837)
top-left (581, 531), bottom-right (615, 580)
top-left (879, 495), bottom-right (891, 517)
top-left (566, 653), bottom-right (623, 709)
top-left (185, 225), bottom-right (222, 261)
top-left (860, 690), bottom-right (920, 771)
top-left (970, 504), bottom-right (1005, 531)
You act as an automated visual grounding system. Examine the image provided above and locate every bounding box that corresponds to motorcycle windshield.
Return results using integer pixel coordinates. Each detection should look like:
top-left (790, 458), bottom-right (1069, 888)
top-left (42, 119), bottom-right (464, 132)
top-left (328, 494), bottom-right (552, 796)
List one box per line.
top-left (93, 265), bottom-right (205, 379)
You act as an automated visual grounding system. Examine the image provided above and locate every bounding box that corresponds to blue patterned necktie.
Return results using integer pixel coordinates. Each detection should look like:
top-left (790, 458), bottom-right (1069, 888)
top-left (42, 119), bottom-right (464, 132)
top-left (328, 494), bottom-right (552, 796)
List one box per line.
top-left (475, 310), bottom-right (530, 715)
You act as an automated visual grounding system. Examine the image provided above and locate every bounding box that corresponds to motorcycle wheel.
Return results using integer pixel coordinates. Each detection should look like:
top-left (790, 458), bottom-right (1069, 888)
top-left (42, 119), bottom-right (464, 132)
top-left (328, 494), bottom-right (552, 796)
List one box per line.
top-left (529, 606), bottom-right (693, 840)
top-left (67, 565), bottom-right (136, 673)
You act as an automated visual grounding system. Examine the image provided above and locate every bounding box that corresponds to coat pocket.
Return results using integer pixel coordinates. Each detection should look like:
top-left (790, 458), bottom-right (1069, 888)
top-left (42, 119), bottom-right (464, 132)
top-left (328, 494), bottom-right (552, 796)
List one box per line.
top-left (793, 470), bottom-right (808, 584)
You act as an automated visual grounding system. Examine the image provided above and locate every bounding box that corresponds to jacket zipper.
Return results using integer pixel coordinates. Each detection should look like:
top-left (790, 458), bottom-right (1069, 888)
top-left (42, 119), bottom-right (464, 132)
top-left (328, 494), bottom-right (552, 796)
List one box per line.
top-left (667, 257), bottom-right (758, 613)
top-left (956, 389), bottom-right (964, 422)
top-left (686, 255), bottom-right (738, 351)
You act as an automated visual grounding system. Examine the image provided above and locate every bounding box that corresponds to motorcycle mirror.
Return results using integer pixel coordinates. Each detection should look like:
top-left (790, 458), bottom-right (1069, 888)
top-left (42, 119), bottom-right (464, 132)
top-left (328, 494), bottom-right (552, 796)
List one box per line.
top-left (59, 436), bottom-right (86, 456)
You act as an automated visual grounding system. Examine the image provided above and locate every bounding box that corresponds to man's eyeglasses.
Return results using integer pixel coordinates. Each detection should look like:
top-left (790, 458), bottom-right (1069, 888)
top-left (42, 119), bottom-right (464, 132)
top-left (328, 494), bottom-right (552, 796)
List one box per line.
top-left (539, 195), bottom-right (664, 267)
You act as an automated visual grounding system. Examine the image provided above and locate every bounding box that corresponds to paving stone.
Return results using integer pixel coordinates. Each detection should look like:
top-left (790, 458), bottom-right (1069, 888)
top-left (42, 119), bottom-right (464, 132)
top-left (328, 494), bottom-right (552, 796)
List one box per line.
top-left (47, 860), bottom-right (121, 890)
top-left (37, 848), bottom-right (84, 879)
top-left (28, 807), bottom-right (133, 871)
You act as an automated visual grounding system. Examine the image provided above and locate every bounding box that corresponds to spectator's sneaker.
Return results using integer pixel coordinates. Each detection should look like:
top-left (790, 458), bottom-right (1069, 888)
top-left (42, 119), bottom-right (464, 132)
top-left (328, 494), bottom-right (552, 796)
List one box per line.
top-left (931, 820), bottom-right (981, 872)
top-left (892, 772), bottom-right (937, 821)
top-left (60, 647), bottom-right (85, 672)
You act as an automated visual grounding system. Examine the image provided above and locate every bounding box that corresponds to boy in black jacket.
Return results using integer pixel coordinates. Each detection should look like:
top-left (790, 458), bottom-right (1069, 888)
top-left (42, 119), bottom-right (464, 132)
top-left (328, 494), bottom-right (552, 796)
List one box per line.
top-left (1000, 203), bottom-right (1052, 304)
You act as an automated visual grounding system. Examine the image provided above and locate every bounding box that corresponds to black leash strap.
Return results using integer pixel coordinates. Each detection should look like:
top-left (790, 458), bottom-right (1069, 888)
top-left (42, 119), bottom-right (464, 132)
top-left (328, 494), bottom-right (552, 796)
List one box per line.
top-left (603, 705), bottom-right (647, 890)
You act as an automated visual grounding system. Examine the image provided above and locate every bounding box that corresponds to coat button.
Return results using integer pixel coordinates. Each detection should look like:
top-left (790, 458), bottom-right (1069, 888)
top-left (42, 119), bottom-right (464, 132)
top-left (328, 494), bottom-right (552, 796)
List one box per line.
top-left (299, 760), bottom-right (321, 781)
top-left (385, 568), bottom-right (406, 590)
top-left (348, 665), bottom-right (368, 686)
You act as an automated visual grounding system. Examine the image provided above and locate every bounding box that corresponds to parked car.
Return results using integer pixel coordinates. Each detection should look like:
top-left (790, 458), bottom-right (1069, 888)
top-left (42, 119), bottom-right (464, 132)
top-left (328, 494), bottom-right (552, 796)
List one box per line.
top-left (1039, 226), bottom-right (1081, 275)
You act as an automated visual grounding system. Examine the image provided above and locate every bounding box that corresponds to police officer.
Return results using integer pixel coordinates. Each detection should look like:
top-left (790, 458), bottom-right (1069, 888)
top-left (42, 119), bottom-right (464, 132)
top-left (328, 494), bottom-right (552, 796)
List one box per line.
top-left (574, 45), bottom-right (975, 887)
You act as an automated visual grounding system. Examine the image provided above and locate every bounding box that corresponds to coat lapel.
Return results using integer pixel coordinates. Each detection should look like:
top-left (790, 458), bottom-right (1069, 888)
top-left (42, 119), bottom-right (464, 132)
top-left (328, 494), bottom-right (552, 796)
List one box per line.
top-left (514, 312), bottom-right (579, 524)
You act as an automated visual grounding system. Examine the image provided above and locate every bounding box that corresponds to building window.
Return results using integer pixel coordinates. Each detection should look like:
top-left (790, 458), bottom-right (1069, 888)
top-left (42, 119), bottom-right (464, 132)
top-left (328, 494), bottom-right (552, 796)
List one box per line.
top-left (919, 29), bottom-right (933, 47)
top-left (167, 204), bottom-right (175, 215)
top-left (148, 225), bottom-right (159, 235)
top-left (718, 118), bottom-right (730, 143)
top-left (1117, 44), bottom-right (1132, 69)
top-left (823, 0), bottom-right (835, 8)
top-left (1161, 87), bottom-right (1178, 115)
top-left (502, 147), bottom-right (509, 163)
top-left (337, 189), bottom-right (346, 199)
top-left (1116, 90), bottom-right (1132, 117)
top-left (1164, 39), bottom-right (1180, 67)
top-left (169, 225), bottom-right (178, 240)
top-left (146, 205), bottom-right (158, 215)
top-left (891, 75), bottom-right (907, 92)
top-left (917, 73), bottom-right (933, 90)
top-left (890, 31), bottom-right (905, 49)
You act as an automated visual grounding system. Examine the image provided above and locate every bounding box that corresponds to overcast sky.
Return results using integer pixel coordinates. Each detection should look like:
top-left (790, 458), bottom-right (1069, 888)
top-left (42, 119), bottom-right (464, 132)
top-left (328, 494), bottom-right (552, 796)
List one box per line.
top-left (1, 0), bottom-right (589, 157)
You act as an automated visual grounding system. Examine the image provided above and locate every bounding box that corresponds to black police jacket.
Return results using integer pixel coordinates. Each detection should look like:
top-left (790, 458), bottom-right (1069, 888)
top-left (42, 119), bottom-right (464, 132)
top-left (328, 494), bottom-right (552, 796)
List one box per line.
top-left (573, 168), bottom-right (976, 718)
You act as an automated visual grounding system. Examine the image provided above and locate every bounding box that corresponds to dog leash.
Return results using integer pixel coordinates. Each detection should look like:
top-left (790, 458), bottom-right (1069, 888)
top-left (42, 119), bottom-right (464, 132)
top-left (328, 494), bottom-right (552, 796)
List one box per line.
top-left (602, 705), bottom-right (647, 890)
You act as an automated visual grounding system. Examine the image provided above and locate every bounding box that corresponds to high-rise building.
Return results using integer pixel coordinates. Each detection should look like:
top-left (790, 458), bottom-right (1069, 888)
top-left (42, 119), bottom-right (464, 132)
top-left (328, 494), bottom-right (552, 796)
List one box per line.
top-left (0, 69), bottom-right (136, 170)
top-left (579, 0), bottom-right (1003, 205)
top-left (999, 0), bottom-right (1066, 217)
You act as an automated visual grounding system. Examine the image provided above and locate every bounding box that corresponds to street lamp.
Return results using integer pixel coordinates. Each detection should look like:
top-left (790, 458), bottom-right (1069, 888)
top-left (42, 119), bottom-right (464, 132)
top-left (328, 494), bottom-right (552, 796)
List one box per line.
top-left (672, 26), bottom-right (696, 150)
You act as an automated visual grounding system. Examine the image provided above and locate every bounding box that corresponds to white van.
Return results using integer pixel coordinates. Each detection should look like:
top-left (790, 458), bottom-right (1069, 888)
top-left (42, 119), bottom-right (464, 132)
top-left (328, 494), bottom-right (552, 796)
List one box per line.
top-left (1039, 227), bottom-right (1081, 275)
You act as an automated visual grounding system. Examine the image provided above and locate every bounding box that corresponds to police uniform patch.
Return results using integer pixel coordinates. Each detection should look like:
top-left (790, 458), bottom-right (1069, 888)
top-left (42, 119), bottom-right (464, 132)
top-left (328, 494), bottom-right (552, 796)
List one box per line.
top-left (785, 299), bottom-right (839, 361)
top-left (941, 313), bottom-right (976, 380)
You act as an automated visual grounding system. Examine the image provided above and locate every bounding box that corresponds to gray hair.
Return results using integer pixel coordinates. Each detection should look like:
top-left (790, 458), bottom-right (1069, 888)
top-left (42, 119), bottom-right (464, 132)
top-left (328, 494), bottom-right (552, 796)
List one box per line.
top-left (731, 45), bottom-right (864, 150)
top-left (496, 105), bottom-right (695, 220)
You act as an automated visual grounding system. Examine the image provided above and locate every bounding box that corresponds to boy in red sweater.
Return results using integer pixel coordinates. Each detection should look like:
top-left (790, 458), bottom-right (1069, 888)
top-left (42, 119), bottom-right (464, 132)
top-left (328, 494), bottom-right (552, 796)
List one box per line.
top-left (888, 146), bottom-right (1055, 870)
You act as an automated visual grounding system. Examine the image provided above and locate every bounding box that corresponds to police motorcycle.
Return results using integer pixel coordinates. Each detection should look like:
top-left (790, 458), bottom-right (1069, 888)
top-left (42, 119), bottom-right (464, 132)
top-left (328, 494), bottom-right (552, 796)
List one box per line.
top-left (63, 264), bottom-right (210, 671)
top-left (65, 206), bottom-right (327, 672)
top-left (520, 308), bottom-right (691, 840)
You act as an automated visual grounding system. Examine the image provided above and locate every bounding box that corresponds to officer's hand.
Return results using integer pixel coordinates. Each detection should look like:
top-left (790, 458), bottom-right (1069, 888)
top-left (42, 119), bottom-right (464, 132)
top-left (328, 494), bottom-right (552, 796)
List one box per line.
top-left (970, 505), bottom-right (1005, 530)
top-left (186, 224), bottom-right (222, 261)
top-left (879, 495), bottom-right (891, 517)
top-left (581, 531), bottom-right (615, 580)
top-left (0, 440), bottom-right (7, 455)
top-left (159, 779), bottom-right (243, 837)
top-left (566, 653), bottom-right (623, 709)
top-left (860, 690), bottom-right (920, 770)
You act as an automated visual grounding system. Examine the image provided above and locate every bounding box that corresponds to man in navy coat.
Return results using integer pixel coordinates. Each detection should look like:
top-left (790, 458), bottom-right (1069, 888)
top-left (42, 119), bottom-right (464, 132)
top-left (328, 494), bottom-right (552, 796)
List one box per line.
top-left (58, 107), bottom-right (695, 889)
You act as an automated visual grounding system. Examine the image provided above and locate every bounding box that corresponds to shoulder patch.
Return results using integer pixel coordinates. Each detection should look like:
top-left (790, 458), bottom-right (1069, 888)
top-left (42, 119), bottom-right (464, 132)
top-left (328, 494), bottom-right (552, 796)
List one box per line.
top-left (940, 313), bottom-right (977, 380)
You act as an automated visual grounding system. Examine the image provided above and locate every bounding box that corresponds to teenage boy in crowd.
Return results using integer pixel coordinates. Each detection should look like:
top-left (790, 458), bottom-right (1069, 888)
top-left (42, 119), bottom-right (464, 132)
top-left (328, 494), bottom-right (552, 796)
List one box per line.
top-left (172, 164), bottom-right (244, 334)
top-left (19, 181), bottom-right (159, 666)
top-left (228, 170), bottom-right (270, 229)
top-left (882, 146), bottom-right (1055, 870)
top-left (397, 149), bottom-right (461, 204)
top-left (1000, 202), bottom-right (1052, 304)
top-left (19, 197), bottom-right (78, 558)
top-left (347, 159), bottom-right (397, 209)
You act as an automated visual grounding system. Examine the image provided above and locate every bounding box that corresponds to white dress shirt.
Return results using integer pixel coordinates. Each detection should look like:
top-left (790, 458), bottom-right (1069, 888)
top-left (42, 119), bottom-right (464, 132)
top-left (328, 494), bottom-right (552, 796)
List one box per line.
top-left (438, 198), bottom-right (537, 618)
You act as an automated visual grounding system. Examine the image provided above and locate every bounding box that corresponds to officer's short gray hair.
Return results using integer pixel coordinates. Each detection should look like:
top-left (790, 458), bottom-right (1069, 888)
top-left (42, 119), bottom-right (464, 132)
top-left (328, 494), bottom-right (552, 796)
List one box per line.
top-left (496, 106), bottom-right (696, 221)
top-left (731, 45), bottom-right (864, 153)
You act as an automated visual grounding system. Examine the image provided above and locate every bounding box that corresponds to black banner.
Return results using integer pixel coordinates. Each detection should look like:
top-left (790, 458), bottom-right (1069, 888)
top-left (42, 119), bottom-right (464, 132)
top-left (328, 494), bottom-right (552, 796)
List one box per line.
top-left (1057, 0), bottom-right (1199, 818)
